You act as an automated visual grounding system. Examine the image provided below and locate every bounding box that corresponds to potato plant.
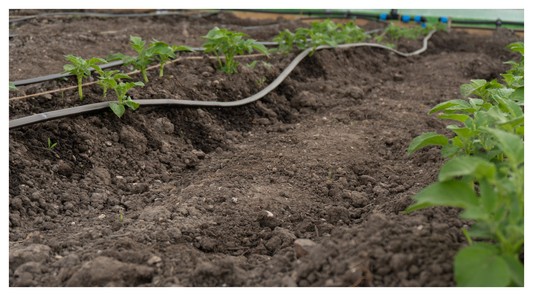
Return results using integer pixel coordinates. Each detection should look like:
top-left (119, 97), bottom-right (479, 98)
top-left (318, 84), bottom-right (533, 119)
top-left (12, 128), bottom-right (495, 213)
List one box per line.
top-left (405, 43), bottom-right (524, 287)
top-left (148, 39), bottom-right (194, 77)
top-left (61, 55), bottom-right (107, 100)
top-left (273, 20), bottom-right (370, 56)
top-left (107, 36), bottom-right (154, 83)
top-left (95, 69), bottom-right (120, 97)
top-left (99, 72), bottom-right (144, 118)
top-left (200, 27), bottom-right (270, 74)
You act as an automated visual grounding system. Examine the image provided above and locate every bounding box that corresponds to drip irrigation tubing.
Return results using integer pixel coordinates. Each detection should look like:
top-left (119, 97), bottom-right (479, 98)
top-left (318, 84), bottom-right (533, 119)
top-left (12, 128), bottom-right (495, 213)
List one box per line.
top-left (231, 9), bottom-right (384, 20)
top-left (9, 10), bottom-right (221, 23)
top-left (11, 29), bottom-right (383, 87)
top-left (9, 30), bottom-right (435, 130)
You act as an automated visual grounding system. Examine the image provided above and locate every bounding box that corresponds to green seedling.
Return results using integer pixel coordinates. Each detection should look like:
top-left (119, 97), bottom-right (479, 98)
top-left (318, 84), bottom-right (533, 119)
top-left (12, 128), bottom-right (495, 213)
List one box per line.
top-left (272, 29), bottom-right (305, 56)
top-left (246, 61), bottom-right (272, 69)
top-left (61, 55), bottom-right (107, 100)
top-left (9, 82), bottom-right (18, 91)
top-left (43, 138), bottom-right (57, 152)
top-left (342, 22), bottom-right (370, 43)
top-left (120, 214), bottom-right (123, 222)
top-left (148, 39), bottom-right (194, 77)
top-left (107, 36), bottom-right (157, 83)
top-left (95, 69), bottom-right (120, 97)
top-left (385, 42), bottom-right (397, 49)
top-left (328, 164), bottom-right (332, 180)
top-left (200, 27), bottom-right (270, 74)
top-left (100, 73), bottom-right (144, 118)
top-left (255, 78), bottom-right (266, 88)
top-left (405, 42), bottom-right (524, 287)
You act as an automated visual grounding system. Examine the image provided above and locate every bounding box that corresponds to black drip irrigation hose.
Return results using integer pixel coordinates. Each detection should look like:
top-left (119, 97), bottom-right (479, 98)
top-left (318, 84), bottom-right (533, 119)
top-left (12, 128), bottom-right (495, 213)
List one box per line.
top-left (9, 10), bottom-right (221, 23)
top-left (9, 30), bottom-right (436, 130)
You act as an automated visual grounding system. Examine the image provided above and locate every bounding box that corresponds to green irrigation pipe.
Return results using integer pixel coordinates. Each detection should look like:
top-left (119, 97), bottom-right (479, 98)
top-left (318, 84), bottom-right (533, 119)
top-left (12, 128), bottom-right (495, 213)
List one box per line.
top-left (9, 30), bottom-right (436, 130)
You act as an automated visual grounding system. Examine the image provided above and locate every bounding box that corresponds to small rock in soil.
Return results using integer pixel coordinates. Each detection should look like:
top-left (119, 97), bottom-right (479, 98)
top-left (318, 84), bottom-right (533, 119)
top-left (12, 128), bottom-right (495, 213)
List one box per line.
top-left (294, 239), bottom-right (317, 258)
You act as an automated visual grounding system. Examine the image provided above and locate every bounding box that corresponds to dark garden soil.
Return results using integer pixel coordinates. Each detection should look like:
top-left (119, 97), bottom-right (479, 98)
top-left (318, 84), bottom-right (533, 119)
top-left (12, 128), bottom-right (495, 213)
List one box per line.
top-left (8, 10), bottom-right (523, 287)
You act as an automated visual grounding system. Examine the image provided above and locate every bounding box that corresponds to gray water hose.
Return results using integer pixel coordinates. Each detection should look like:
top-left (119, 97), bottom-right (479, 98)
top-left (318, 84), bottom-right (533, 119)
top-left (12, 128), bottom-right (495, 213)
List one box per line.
top-left (9, 30), bottom-right (435, 130)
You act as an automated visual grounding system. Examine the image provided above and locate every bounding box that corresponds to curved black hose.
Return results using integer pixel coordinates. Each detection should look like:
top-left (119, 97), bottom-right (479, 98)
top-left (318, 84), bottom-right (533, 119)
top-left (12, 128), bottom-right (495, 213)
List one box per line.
top-left (9, 10), bottom-right (221, 23)
top-left (9, 30), bottom-right (436, 130)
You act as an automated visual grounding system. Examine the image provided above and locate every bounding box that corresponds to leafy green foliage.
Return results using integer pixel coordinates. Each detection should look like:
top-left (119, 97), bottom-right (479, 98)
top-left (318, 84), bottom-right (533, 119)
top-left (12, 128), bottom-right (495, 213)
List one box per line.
top-left (148, 39), bottom-right (194, 77)
top-left (95, 69), bottom-right (120, 97)
top-left (100, 72), bottom-right (144, 118)
top-left (9, 82), bottom-right (18, 91)
top-left (272, 29), bottom-right (304, 56)
top-left (200, 27), bottom-right (270, 74)
top-left (405, 43), bottom-right (524, 286)
top-left (272, 20), bottom-right (370, 56)
top-left (108, 36), bottom-right (160, 83)
top-left (61, 55), bottom-right (107, 100)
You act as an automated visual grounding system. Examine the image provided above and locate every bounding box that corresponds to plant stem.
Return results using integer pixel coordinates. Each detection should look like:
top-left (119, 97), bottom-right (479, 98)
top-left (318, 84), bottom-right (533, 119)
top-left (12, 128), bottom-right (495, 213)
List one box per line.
top-left (78, 77), bottom-right (83, 100)
top-left (142, 68), bottom-right (149, 82)
top-left (159, 63), bottom-right (164, 77)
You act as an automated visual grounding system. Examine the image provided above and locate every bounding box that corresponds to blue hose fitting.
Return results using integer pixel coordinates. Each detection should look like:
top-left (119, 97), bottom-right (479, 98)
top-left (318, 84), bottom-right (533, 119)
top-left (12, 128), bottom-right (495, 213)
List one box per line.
top-left (414, 15), bottom-right (422, 23)
top-left (440, 17), bottom-right (448, 23)
top-left (421, 23), bottom-right (426, 28)
top-left (380, 13), bottom-right (387, 21)
top-left (401, 15), bottom-right (410, 23)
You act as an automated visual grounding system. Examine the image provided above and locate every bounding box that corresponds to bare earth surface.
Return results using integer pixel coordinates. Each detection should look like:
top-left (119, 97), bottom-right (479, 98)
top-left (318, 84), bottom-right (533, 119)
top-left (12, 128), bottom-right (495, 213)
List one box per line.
top-left (8, 10), bottom-right (523, 287)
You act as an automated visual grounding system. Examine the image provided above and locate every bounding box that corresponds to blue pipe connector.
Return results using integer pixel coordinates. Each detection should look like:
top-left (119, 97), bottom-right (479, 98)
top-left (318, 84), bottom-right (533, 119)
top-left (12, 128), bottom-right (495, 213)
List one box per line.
top-left (401, 15), bottom-right (410, 23)
top-left (380, 13), bottom-right (388, 21)
top-left (414, 15), bottom-right (422, 23)
top-left (421, 23), bottom-right (427, 28)
top-left (440, 17), bottom-right (448, 23)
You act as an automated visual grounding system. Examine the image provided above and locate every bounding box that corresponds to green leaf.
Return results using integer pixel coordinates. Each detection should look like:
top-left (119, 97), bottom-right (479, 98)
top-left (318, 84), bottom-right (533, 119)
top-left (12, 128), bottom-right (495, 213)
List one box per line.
top-left (505, 42), bottom-right (524, 55)
top-left (454, 243), bottom-right (510, 287)
top-left (407, 133), bottom-right (449, 155)
top-left (469, 222), bottom-right (496, 239)
top-left (479, 127), bottom-right (523, 165)
top-left (113, 73), bottom-right (132, 80)
top-left (479, 178), bottom-right (496, 214)
top-left (447, 125), bottom-right (481, 139)
top-left (459, 207), bottom-right (488, 220)
top-left (501, 254), bottom-right (524, 287)
top-left (9, 82), bottom-right (19, 91)
top-left (438, 156), bottom-right (495, 181)
top-left (251, 43), bottom-right (270, 57)
top-left (107, 53), bottom-right (127, 62)
top-left (88, 57), bottom-right (107, 65)
top-left (441, 143), bottom-right (461, 158)
top-left (125, 98), bottom-right (140, 110)
top-left (173, 45), bottom-right (194, 52)
top-left (246, 61), bottom-right (258, 68)
top-left (110, 103), bottom-right (125, 118)
top-left (509, 87), bottom-right (523, 105)
top-left (460, 84), bottom-right (476, 98)
top-left (404, 180), bottom-right (479, 213)
top-left (62, 64), bottom-right (76, 72)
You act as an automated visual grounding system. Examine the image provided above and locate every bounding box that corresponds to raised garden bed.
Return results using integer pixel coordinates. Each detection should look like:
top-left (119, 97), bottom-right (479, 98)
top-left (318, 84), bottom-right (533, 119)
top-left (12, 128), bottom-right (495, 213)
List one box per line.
top-left (8, 10), bottom-right (523, 287)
